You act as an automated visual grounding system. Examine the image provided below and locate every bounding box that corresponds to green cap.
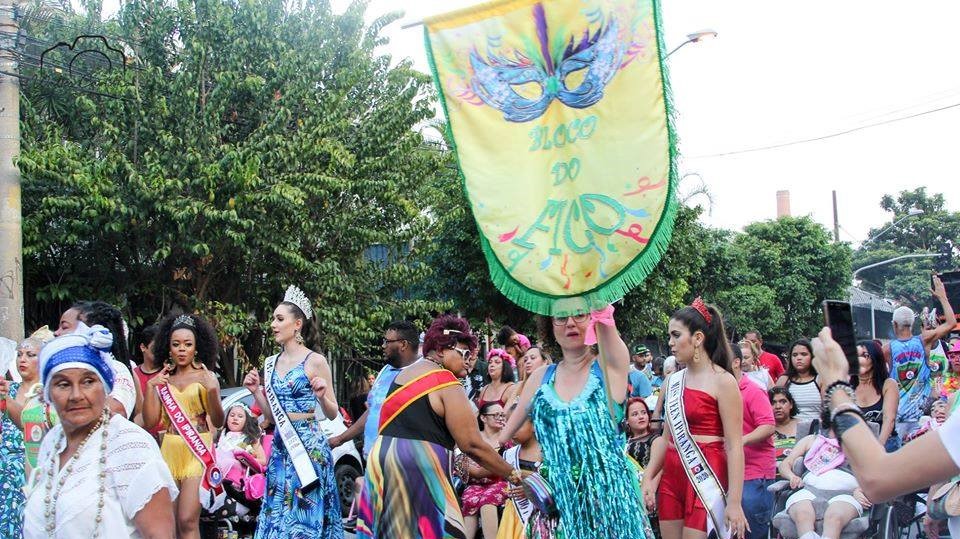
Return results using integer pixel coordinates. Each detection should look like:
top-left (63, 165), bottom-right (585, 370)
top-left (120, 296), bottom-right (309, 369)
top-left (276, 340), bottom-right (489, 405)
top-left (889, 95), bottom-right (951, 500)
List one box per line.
top-left (633, 344), bottom-right (650, 355)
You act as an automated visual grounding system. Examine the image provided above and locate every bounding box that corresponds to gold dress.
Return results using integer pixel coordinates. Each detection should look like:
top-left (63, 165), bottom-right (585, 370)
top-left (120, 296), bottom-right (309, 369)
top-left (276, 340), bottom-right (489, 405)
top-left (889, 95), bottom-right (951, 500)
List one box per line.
top-left (158, 382), bottom-right (213, 480)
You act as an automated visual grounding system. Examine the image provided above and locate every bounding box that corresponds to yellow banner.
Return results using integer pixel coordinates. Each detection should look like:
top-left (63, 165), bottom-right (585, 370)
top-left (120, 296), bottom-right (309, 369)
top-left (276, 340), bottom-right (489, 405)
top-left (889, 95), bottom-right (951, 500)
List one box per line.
top-left (425, 0), bottom-right (677, 315)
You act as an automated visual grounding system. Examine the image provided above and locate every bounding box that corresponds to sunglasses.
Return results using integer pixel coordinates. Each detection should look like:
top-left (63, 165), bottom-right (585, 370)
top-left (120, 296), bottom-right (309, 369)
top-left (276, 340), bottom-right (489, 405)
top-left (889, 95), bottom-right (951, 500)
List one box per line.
top-left (483, 413), bottom-right (507, 419)
top-left (451, 346), bottom-right (473, 361)
top-left (552, 313), bottom-right (590, 326)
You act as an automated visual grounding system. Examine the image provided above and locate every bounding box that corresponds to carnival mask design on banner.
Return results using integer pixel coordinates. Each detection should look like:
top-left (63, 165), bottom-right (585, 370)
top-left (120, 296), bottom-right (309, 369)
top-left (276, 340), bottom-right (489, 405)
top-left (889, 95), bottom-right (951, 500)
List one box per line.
top-left (425, 0), bottom-right (675, 316)
top-left (469, 3), bottom-right (626, 122)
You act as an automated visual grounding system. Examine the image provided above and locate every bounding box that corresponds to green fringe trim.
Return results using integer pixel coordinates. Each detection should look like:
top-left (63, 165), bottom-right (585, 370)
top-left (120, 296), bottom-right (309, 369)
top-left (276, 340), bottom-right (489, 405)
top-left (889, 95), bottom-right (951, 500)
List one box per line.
top-left (423, 0), bottom-right (679, 316)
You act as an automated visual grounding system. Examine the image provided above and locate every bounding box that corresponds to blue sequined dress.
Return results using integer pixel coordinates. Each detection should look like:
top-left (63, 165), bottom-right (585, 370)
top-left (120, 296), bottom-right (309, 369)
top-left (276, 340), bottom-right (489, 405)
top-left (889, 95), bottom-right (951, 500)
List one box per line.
top-left (1, 382), bottom-right (24, 537)
top-left (255, 357), bottom-right (344, 539)
top-left (531, 362), bottom-right (651, 539)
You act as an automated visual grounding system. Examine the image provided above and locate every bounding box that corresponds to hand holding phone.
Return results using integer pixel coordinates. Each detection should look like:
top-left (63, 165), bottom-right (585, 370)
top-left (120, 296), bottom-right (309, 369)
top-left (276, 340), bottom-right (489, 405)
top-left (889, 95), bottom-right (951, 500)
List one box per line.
top-left (822, 300), bottom-right (859, 376)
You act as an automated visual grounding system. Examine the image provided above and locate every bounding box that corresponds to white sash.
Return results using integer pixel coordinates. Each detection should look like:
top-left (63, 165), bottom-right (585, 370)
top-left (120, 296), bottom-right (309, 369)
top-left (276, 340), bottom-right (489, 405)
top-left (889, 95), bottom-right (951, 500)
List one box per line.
top-left (264, 353), bottom-right (319, 490)
top-left (665, 370), bottom-right (729, 539)
top-left (503, 445), bottom-right (535, 523)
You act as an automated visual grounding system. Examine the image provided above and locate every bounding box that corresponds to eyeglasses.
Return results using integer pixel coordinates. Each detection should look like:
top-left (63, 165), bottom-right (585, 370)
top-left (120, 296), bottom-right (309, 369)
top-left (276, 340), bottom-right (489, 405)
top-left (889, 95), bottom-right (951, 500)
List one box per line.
top-left (451, 346), bottom-right (473, 361)
top-left (552, 313), bottom-right (590, 325)
top-left (483, 413), bottom-right (507, 419)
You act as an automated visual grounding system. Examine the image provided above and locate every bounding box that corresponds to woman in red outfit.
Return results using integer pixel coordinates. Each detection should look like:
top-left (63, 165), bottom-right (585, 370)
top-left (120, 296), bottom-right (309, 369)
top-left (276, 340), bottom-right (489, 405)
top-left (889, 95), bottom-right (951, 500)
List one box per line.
top-left (643, 300), bottom-right (749, 539)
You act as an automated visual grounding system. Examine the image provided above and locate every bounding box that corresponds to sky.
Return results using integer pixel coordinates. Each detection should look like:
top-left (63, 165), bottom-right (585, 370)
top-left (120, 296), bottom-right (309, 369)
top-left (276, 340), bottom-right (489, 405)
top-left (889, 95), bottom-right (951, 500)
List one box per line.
top-left (101, 0), bottom-right (960, 244)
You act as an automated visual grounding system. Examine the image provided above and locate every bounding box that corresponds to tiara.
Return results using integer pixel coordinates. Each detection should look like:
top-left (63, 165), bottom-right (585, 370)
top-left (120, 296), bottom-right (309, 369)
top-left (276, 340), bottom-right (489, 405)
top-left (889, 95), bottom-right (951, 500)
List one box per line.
top-left (284, 285), bottom-right (313, 320)
top-left (174, 314), bottom-right (196, 328)
top-left (691, 297), bottom-right (713, 324)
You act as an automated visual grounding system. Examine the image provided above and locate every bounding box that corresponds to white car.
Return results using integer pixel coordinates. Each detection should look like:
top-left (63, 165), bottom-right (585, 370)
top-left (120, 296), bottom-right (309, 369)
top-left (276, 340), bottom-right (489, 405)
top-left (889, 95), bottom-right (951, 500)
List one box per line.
top-left (220, 387), bottom-right (364, 515)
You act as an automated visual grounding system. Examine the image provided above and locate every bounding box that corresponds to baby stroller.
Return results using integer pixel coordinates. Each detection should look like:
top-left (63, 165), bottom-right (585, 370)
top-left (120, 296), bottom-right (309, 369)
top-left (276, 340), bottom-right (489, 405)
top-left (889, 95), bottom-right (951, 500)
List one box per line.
top-left (200, 449), bottom-right (267, 538)
top-left (767, 419), bottom-right (899, 539)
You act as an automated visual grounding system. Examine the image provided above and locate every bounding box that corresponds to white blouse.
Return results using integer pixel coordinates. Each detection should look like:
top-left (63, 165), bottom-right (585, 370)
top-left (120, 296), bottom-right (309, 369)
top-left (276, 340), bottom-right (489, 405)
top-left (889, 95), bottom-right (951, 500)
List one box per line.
top-left (108, 358), bottom-right (137, 418)
top-left (24, 415), bottom-right (178, 539)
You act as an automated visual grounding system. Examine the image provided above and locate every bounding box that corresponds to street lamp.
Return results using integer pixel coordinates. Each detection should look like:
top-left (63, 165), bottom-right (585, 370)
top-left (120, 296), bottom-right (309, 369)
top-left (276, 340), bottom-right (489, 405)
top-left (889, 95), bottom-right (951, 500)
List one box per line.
top-left (860, 207), bottom-right (923, 248)
top-left (851, 253), bottom-right (940, 283)
top-left (666, 30), bottom-right (718, 59)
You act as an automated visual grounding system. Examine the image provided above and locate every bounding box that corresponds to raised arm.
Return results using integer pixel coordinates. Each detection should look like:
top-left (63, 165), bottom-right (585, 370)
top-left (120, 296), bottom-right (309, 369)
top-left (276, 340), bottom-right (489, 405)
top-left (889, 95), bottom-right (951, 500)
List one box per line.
top-left (306, 353), bottom-right (339, 420)
top-left (925, 275), bottom-right (957, 346)
top-left (244, 368), bottom-right (273, 423)
top-left (141, 369), bottom-right (170, 430)
top-left (1, 381), bottom-right (24, 428)
top-left (813, 326), bottom-right (960, 501)
top-left (595, 307), bottom-right (630, 403)
top-left (203, 370), bottom-right (225, 429)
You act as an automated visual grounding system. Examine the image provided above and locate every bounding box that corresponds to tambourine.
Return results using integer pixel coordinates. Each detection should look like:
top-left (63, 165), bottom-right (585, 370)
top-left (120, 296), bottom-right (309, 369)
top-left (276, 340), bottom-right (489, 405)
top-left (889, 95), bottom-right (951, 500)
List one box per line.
top-left (521, 472), bottom-right (559, 518)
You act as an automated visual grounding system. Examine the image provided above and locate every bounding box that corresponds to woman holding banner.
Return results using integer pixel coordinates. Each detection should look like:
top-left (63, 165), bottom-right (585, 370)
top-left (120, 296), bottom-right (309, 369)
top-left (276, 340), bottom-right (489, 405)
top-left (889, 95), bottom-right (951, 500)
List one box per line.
top-left (642, 299), bottom-right (749, 539)
top-left (244, 286), bottom-right (343, 539)
top-left (499, 305), bottom-right (651, 539)
top-left (142, 313), bottom-right (226, 539)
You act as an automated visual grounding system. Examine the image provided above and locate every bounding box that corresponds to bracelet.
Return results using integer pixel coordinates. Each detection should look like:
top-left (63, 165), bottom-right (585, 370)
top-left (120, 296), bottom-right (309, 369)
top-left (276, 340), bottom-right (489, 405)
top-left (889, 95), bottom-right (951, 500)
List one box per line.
top-left (833, 409), bottom-right (864, 443)
top-left (829, 402), bottom-right (862, 424)
top-left (824, 380), bottom-right (855, 407)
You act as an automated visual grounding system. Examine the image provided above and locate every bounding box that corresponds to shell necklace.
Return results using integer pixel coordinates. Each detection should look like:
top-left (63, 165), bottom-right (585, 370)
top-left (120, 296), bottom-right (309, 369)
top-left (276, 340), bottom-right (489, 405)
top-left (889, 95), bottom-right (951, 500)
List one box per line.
top-left (44, 408), bottom-right (110, 536)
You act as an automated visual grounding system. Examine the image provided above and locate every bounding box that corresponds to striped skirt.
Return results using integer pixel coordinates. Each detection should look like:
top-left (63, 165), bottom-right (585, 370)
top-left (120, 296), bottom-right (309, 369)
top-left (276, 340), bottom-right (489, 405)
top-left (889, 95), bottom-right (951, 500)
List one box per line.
top-left (356, 436), bottom-right (466, 539)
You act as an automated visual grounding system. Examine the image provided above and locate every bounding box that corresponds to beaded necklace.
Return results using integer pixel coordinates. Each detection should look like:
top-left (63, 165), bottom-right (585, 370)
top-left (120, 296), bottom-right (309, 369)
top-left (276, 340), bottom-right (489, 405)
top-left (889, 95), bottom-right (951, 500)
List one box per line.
top-left (44, 408), bottom-right (110, 536)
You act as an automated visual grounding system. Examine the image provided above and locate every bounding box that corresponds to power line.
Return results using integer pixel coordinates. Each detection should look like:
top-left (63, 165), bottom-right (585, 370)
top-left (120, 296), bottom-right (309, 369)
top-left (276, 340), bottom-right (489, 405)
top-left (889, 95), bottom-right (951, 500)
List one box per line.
top-left (689, 101), bottom-right (960, 159)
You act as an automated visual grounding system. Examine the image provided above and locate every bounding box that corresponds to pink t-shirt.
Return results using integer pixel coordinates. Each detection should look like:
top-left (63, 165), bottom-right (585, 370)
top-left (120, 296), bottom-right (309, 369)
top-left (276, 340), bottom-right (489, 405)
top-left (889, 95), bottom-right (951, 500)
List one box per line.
top-left (759, 351), bottom-right (785, 381)
top-left (739, 376), bottom-right (776, 480)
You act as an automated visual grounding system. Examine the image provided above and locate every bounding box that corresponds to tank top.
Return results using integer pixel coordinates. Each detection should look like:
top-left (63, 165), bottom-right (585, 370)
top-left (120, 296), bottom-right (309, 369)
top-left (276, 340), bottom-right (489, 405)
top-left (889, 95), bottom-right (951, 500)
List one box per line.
top-left (891, 335), bottom-right (930, 422)
top-left (530, 362), bottom-right (648, 539)
top-left (381, 377), bottom-right (456, 450)
top-left (476, 384), bottom-right (512, 409)
top-left (860, 395), bottom-right (884, 425)
top-left (683, 387), bottom-right (725, 436)
top-left (20, 389), bottom-right (58, 469)
top-left (160, 381), bottom-right (210, 433)
top-left (787, 378), bottom-right (822, 421)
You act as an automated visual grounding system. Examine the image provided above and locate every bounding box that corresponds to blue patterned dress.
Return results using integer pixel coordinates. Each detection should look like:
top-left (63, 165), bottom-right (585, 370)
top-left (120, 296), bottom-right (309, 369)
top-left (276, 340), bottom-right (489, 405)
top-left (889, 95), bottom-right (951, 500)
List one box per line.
top-left (1, 382), bottom-right (25, 537)
top-left (255, 359), bottom-right (344, 539)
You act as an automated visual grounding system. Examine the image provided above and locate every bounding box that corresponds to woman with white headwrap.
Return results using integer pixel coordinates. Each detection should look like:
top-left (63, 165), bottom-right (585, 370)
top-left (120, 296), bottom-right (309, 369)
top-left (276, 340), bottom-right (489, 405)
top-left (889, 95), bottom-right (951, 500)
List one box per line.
top-left (23, 325), bottom-right (178, 539)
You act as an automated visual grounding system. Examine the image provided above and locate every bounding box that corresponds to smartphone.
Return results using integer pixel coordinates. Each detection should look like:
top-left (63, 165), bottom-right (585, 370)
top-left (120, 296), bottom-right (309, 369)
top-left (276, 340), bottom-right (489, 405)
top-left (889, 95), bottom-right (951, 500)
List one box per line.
top-left (823, 300), bottom-right (859, 375)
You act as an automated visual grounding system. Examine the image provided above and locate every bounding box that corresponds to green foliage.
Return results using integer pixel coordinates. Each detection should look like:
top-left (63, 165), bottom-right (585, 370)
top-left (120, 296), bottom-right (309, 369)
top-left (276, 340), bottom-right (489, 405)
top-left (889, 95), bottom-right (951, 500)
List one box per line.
top-left (711, 216), bottom-right (852, 343)
top-left (20, 0), bottom-right (449, 374)
top-left (853, 188), bottom-right (960, 306)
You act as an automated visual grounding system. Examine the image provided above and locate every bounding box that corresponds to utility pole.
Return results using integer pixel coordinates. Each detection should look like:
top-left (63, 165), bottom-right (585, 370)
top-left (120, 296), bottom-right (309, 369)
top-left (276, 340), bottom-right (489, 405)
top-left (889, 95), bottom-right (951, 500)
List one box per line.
top-left (832, 190), bottom-right (840, 242)
top-left (0, 0), bottom-right (22, 340)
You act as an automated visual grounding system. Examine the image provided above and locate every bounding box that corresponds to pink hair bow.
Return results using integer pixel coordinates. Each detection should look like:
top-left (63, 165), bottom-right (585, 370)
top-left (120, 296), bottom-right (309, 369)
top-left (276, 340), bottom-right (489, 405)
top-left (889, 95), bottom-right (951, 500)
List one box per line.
top-left (584, 304), bottom-right (616, 346)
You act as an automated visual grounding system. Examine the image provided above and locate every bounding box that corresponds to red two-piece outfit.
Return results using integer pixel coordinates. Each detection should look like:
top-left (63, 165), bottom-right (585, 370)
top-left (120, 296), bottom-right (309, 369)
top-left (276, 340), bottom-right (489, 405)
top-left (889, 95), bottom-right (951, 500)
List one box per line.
top-left (658, 387), bottom-right (728, 532)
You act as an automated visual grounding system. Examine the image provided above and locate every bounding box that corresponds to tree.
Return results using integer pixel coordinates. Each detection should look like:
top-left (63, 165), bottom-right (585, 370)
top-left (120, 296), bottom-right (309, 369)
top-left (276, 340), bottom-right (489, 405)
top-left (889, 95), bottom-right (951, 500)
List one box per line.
top-left (853, 188), bottom-right (960, 306)
top-left (19, 0), bottom-right (449, 381)
top-left (719, 217), bottom-right (851, 343)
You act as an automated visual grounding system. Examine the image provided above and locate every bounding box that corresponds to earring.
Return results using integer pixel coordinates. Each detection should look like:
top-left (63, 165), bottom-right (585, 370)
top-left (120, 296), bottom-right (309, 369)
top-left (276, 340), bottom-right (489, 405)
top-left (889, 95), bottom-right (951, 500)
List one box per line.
top-left (192, 357), bottom-right (203, 369)
top-left (694, 347), bottom-right (702, 364)
top-left (295, 329), bottom-right (305, 345)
